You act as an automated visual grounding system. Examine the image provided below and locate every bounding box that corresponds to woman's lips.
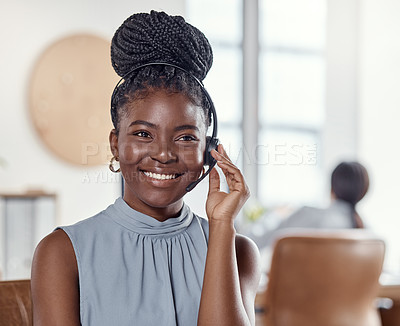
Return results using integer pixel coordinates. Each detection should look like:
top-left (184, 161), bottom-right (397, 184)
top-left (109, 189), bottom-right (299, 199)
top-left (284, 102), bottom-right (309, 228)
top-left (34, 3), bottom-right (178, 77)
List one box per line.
top-left (141, 170), bottom-right (183, 181)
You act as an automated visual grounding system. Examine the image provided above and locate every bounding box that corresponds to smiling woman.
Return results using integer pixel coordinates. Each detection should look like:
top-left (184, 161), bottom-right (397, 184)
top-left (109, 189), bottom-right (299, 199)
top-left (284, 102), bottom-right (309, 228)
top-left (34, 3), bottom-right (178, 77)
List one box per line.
top-left (31, 10), bottom-right (260, 326)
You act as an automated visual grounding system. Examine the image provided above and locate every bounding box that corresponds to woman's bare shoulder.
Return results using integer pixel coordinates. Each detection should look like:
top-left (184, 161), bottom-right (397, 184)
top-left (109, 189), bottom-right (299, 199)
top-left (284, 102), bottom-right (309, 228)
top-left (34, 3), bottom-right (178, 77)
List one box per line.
top-left (235, 234), bottom-right (261, 293)
top-left (31, 229), bottom-right (80, 325)
top-left (235, 234), bottom-right (260, 274)
top-left (33, 229), bottom-right (76, 266)
top-left (36, 228), bottom-right (71, 247)
top-left (32, 228), bottom-right (78, 285)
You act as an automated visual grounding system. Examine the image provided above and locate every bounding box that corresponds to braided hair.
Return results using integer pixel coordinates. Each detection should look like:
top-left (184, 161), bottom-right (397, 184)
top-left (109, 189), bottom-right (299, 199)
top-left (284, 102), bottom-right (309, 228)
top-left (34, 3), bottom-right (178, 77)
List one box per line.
top-left (331, 161), bottom-right (370, 228)
top-left (110, 10), bottom-right (213, 134)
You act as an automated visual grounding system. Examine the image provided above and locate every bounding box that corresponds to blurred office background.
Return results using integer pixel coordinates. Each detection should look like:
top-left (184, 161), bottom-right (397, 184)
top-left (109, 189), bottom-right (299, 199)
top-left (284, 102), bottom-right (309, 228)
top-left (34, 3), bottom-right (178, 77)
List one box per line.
top-left (0, 0), bottom-right (399, 280)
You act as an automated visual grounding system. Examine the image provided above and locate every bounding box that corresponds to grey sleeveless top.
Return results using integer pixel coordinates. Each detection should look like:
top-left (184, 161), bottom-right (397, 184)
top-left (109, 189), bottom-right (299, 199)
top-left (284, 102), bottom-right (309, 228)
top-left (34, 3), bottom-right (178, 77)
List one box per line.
top-left (58, 197), bottom-right (209, 326)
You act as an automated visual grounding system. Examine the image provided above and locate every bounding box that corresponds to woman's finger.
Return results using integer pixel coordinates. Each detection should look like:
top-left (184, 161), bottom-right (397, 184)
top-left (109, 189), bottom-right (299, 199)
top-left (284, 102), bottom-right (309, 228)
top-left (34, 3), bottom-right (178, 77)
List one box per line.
top-left (216, 160), bottom-right (246, 192)
top-left (210, 144), bottom-right (248, 194)
top-left (212, 150), bottom-right (241, 176)
top-left (211, 149), bottom-right (236, 169)
top-left (208, 167), bottom-right (220, 195)
top-left (217, 144), bottom-right (233, 163)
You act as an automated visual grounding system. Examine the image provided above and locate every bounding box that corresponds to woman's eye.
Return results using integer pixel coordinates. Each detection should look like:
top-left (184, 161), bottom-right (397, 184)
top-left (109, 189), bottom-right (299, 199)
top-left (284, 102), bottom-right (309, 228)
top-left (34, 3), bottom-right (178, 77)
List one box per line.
top-left (133, 131), bottom-right (151, 138)
top-left (178, 135), bottom-right (197, 141)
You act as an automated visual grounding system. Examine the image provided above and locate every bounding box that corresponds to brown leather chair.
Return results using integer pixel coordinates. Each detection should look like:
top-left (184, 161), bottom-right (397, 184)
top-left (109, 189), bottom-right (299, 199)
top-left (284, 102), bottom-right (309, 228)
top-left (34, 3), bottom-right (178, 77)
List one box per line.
top-left (0, 279), bottom-right (32, 326)
top-left (259, 230), bottom-right (385, 326)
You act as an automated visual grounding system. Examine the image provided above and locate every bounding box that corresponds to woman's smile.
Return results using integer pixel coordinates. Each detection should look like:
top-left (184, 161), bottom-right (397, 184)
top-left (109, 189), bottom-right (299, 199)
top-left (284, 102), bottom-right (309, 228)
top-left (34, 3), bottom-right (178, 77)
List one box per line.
top-left (140, 168), bottom-right (184, 186)
top-left (142, 170), bottom-right (181, 180)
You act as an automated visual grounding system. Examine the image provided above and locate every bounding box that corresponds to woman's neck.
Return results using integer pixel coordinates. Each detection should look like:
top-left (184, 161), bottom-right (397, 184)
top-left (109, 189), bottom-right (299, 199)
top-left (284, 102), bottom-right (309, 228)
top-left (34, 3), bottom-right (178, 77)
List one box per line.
top-left (122, 194), bottom-right (184, 222)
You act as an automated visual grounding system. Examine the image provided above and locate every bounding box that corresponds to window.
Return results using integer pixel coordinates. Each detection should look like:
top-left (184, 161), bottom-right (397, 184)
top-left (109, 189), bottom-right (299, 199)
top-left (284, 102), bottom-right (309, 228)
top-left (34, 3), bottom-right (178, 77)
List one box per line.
top-left (186, 0), bottom-right (243, 170)
top-left (258, 0), bottom-right (326, 207)
top-left (187, 0), bottom-right (326, 207)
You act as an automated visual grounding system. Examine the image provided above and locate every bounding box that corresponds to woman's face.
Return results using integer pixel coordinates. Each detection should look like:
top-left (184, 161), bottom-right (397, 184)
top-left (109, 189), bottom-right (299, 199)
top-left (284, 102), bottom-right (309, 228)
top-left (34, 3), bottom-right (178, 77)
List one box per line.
top-left (110, 89), bottom-right (207, 220)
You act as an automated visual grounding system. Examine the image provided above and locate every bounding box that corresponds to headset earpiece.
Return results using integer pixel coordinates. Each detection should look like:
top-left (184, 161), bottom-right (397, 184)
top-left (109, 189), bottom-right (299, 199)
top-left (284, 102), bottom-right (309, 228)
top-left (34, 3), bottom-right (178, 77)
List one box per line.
top-left (185, 135), bottom-right (218, 192)
top-left (204, 136), bottom-right (219, 166)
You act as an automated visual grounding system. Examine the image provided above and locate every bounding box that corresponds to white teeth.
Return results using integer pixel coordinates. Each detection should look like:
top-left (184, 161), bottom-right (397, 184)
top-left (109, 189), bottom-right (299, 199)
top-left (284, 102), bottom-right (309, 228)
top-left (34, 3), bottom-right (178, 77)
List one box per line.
top-left (143, 171), bottom-right (178, 180)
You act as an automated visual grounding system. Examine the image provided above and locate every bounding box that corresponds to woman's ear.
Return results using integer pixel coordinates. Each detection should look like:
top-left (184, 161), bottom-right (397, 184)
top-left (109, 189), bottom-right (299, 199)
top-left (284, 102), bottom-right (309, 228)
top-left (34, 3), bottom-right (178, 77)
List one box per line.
top-left (109, 129), bottom-right (119, 158)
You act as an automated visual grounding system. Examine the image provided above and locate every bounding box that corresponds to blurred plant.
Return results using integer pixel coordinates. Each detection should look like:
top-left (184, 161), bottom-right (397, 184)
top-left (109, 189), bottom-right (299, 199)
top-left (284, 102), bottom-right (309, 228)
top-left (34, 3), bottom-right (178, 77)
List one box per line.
top-left (244, 201), bottom-right (267, 223)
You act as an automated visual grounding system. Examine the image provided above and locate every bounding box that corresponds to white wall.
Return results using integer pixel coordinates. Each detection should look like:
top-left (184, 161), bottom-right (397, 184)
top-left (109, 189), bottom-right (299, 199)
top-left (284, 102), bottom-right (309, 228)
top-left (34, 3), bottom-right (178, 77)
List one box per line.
top-left (359, 0), bottom-right (400, 274)
top-left (0, 0), bottom-right (186, 227)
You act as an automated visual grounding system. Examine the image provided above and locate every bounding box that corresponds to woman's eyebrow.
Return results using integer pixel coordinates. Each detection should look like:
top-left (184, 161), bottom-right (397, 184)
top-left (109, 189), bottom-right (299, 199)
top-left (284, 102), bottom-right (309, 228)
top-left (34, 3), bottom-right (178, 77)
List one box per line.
top-left (128, 121), bottom-right (199, 132)
top-left (174, 125), bottom-right (200, 132)
top-left (128, 120), bottom-right (157, 129)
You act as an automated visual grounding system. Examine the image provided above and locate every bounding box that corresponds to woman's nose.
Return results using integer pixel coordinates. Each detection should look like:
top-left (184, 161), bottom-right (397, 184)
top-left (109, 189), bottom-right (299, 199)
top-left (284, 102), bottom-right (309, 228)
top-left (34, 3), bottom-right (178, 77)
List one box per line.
top-left (149, 140), bottom-right (177, 164)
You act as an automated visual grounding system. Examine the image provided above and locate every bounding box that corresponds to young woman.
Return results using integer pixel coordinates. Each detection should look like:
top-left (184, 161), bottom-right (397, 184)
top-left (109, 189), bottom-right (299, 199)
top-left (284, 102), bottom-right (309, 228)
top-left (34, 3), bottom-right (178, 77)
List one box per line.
top-left (31, 10), bottom-right (260, 326)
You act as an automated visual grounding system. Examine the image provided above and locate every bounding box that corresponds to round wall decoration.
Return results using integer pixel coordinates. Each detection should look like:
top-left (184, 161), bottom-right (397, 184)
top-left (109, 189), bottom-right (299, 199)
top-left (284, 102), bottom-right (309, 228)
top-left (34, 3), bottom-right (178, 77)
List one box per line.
top-left (29, 34), bottom-right (119, 166)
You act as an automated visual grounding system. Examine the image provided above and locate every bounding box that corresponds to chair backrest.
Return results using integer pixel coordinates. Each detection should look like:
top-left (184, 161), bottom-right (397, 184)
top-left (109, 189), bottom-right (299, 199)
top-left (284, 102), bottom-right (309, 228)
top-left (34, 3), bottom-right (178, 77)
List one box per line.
top-left (0, 279), bottom-right (32, 326)
top-left (263, 230), bottom-right (385, 326)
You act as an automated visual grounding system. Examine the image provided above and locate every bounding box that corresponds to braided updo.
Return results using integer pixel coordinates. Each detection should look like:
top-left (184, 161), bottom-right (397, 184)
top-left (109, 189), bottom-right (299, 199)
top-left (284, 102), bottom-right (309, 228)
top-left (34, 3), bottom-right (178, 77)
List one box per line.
top-left (110, 10), bottom-right (213, 133)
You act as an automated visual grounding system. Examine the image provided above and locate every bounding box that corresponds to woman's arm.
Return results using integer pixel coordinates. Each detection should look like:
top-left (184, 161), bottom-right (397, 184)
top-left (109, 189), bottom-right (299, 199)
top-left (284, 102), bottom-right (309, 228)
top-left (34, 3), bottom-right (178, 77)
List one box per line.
top-left (198, 144), bottom-right (261, 326)
top-left (235, 234), bottom-right (261, 324)
top-left (31, 229), bottom-right (80, 326)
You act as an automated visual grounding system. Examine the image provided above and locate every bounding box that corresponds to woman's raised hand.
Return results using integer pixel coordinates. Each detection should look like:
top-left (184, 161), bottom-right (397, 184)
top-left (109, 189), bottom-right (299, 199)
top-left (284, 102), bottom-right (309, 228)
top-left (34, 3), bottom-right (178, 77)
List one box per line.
top-left (206, 144), bottom-right (250, 224)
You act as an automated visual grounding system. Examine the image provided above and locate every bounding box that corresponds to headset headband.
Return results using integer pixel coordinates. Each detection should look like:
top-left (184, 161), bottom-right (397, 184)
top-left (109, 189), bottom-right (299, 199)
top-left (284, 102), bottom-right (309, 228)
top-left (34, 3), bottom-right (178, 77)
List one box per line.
top-left (110, 62), bottom-right (218, 142)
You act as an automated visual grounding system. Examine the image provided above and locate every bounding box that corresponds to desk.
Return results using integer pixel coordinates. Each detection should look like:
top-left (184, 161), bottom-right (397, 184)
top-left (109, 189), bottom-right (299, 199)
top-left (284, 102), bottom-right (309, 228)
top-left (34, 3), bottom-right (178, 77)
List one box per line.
top-left (379, 284), bottom-right (400, 301)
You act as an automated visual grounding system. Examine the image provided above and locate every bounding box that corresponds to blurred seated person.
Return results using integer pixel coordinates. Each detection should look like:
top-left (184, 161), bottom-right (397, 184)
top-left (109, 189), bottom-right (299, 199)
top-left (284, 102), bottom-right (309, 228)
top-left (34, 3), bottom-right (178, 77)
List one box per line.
top-left (272, 161), bottom-right (369, 231)
top-left (251, 161), bottom-right (370, 275)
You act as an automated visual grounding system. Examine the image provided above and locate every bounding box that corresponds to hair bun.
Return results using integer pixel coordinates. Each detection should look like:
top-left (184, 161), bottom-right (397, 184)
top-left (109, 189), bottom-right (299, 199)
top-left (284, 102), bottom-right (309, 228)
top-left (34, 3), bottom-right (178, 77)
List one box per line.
top-left (111, 10), bottom-right (213, 81)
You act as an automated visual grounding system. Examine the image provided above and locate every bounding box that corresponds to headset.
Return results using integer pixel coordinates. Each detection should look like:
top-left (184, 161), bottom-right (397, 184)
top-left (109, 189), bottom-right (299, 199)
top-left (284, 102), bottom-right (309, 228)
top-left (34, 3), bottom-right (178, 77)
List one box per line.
top-left (110, 62), bottom-right (219, 192)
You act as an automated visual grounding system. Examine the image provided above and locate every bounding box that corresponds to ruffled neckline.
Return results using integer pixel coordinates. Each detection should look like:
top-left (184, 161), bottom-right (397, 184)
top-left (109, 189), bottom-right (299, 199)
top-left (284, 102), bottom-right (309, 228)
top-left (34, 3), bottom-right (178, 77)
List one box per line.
top-left (106, 197), bottom-right (193, 236)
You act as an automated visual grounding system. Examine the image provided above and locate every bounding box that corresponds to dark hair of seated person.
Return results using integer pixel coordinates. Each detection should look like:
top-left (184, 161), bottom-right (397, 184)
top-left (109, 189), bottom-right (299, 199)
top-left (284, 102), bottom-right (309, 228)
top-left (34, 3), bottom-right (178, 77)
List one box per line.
top-left (331, 161), bottom-right (370, 228)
